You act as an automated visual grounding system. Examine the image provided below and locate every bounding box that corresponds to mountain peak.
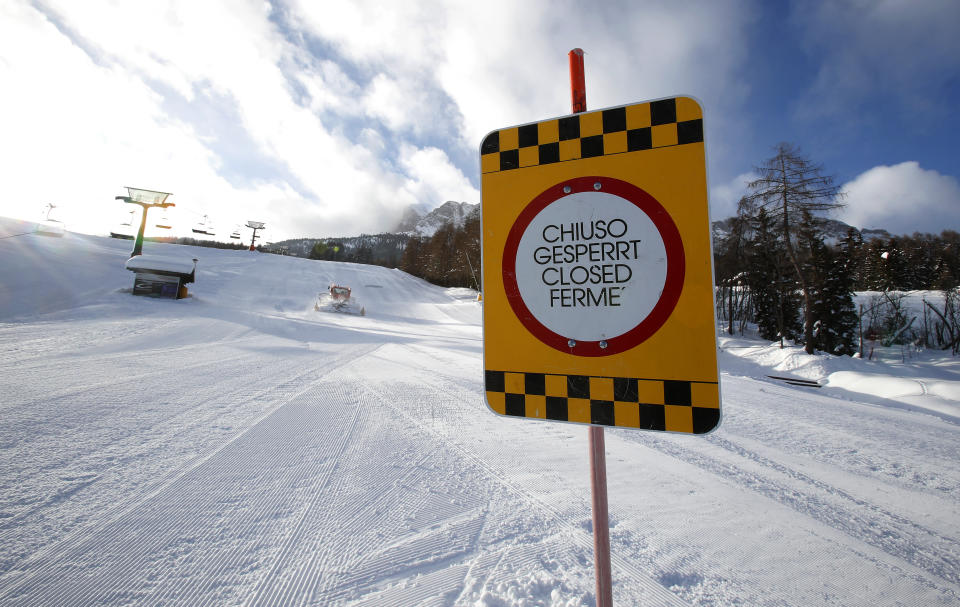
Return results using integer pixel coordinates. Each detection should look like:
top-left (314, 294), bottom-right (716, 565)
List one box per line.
top-left (395, 201), bottom-right (478, 237)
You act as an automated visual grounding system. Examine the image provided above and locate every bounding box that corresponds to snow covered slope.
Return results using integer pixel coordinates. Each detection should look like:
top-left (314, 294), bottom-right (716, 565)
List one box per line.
top-left (1, 218), bottom-right (959, 606)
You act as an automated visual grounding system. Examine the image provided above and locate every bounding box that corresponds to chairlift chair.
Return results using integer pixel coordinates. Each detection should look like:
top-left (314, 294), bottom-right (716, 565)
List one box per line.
top-left (36, 203), bottom-right (65, 237)
top-left (110, 209), bottom-right (137, 239)
top-left (192, 215), bottom-right (216, 236)
top-left (155, 211), bottom-right (173, 230)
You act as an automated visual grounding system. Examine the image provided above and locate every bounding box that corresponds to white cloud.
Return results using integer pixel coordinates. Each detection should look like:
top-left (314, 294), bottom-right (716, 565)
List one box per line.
top-left (399, 145), bottom-right (479, 210)
top-left (1, 0), bottom-right (756, 242)
top-left (362, 73), bottom-right (433, 135)
top-left (297, 60), bottom-right (363, 116)
top-left (709, 172), bottom-right (756, 221)
top-left (0, 2), bottom-right (224, 235)
top-left (436, 0), bottom-right (754, 155)
top-left (285, 1), bottom-right (446, 73)
top-left (0, 1), bottom-right (440, 239)
top-left (289, 0), bottom-right (755, 169)
top-left (840, 162), bottom-right (960, 234)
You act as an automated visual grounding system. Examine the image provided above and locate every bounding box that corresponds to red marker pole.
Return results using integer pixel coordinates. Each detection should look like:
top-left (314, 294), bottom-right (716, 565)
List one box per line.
top-left (569, 47), bottom-right (614, 607)
top-left (569, 48), bottom-right (587, 114)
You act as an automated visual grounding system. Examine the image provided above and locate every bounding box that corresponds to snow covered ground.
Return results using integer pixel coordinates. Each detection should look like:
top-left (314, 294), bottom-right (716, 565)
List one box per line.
top-left (1, 217), bottom-right (958, 606)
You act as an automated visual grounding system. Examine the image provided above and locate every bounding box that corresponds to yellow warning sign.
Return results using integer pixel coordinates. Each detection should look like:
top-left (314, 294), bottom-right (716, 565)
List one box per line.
top-left (480, 96), bottom-right (720, 434)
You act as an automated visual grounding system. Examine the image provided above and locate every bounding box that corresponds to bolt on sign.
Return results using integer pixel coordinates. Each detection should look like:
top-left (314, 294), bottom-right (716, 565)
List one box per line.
top-left (480, 96), bottom-right (720, 434)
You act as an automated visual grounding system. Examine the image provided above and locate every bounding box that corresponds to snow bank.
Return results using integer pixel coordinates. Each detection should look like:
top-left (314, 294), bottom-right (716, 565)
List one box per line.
top-left (827, 371), bottom-right (960, 418)
top-left (719, 330), bottom-right (960, 421)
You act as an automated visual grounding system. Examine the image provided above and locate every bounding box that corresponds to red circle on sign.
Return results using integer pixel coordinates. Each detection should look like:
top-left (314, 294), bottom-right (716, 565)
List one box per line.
top-left (502, 176), bottom-right (685, 357)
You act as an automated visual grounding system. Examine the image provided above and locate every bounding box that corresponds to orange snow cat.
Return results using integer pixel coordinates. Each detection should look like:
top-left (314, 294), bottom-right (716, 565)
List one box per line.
top-left (329, 284), bottom-right (351, 301)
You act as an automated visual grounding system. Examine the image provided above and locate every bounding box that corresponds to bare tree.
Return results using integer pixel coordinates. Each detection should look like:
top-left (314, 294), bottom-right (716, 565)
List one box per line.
top-left (925, 290), bottom-right (960, 355)
top-left (714, 209), bottom-right (752, 335)
top-left (741, 143), bottom-right (846, 354)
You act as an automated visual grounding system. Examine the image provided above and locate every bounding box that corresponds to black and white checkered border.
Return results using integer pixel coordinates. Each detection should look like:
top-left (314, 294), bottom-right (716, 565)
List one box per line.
top-left (480, 98), bottom-right (703, 173)
top-left (484, 370), bottom-right (720, 434)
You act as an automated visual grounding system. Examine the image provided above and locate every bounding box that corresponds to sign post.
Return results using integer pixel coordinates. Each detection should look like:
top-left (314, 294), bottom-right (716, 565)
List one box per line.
top-left (569, 47), bottom-right (614, 607)
top-left (480, 50), bottom-right (720, 604)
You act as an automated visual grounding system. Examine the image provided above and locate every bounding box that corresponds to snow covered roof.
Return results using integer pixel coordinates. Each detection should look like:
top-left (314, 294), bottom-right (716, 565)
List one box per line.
top-left (125, 254), bottom-right (196, 275)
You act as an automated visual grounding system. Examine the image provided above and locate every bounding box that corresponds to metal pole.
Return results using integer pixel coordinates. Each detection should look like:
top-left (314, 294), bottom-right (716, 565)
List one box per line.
top-left (118, 197), bottom-right (174, 257)
top-left (569, 47), bottom-right (614, 607)
top-left (590, 425), bottom-right (613, 605)
top-left (117, 199), bottom-right (151, 258)
top-left (132, 203), bottom-right (149, 257)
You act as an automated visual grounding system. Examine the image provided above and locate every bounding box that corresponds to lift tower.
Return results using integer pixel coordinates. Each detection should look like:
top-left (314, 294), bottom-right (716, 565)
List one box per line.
top-left (115, 187), bottom-right (174, 257)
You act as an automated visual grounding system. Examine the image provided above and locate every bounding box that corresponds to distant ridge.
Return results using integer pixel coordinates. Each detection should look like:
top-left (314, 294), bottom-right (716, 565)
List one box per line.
top-left (268, 205), bottom-right (911, 260)
top-left (711, 215), bottom-right (892, 247)
top-left (267, 201), bottom-right (479, 260)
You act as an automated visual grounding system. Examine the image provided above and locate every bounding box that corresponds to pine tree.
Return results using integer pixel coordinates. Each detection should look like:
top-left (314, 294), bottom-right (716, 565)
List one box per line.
top-left (904, 234), bottom-right (936, 290)
top-left (400, 236), bottom-right (424, 276)
top-left (797, 211), bottom-right (825, 350)
top-left (821, 240), bottom-right (859, 355)
top-left (861, 239), bottom-right (887, 290)
top-left (799, 211), bottom-right (857, 355)
top-left (880, 238), bottom-right (908, 291)
top-left (742, 143), bottom-right (845, 354)
top-left (426, 223), bottom-right (456, 285)
top-left (745, 208), bottom-right (801, 345)
top-left (940, 231), bottom-right (960, 289)
top-left (840, 228), bottom-right (864, 289)
top-left (308, 241), bottom-right (328, 260)
top-left (934, 230), bottom-right (960, 289)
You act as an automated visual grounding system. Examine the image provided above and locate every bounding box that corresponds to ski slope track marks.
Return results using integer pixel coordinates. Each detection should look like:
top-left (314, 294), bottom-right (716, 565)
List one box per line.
top-left (1, 221), bottom-right (959, 606)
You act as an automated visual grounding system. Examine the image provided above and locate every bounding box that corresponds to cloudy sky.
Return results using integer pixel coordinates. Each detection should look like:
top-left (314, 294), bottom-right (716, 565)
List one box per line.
top-left (1, 0), bottom-right (958, 242)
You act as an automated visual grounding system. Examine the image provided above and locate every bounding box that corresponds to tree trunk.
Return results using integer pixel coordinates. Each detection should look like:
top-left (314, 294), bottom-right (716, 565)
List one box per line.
top-left (780, 159), bottom-right (815, 354)
top-left (775, 258), bottom-right (785, 348)
top-left (727, 282), bottom-right (734, 335)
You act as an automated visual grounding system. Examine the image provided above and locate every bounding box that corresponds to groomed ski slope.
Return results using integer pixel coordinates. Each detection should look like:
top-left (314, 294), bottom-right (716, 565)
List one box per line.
top-left (1, 218), bottom-right (959, 606)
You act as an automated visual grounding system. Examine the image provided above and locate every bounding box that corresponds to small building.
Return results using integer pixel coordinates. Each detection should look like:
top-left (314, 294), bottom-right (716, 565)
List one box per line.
top-left (125, 255), bottom-right (197, 299)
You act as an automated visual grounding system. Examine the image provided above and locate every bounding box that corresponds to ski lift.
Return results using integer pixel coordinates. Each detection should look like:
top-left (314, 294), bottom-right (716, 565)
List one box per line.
top-left (229, 226), bottom-right (241, 239)
top-left (36, 203), bottom-right (65, 237)
top-left (110, 209), bottom-right (136, 239)
top-left (155, 210), bottom-right (172, 230)
top-left (192, 215), bottom-right (216, 236)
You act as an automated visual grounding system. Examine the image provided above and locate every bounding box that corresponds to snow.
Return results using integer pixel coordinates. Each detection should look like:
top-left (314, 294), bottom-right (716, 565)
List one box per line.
top-left (124, 254), bottom-right (197, 275)
top-left (719, 332), bottom-right (960, 420)
top-left (1, 217), bottom-right (959, 606)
